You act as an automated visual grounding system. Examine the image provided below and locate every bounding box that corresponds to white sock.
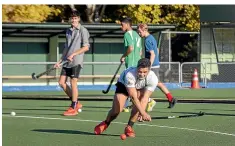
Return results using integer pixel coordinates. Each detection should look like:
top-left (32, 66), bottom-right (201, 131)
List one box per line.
top-left (148, 98), bottom-right (152, 103)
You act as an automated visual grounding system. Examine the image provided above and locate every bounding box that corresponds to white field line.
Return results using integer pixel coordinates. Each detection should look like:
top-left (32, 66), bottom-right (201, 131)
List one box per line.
top-left (2, 114), bottom-right (235, 137)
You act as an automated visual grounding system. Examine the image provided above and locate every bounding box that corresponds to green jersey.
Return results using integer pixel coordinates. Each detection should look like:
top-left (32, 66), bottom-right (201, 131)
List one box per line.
top-left (124, 30), bottom-right (142, 68)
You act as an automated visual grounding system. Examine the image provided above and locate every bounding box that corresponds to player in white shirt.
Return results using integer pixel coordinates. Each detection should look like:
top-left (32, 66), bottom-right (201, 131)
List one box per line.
top-left (94, 58), bottom-right (158, 137)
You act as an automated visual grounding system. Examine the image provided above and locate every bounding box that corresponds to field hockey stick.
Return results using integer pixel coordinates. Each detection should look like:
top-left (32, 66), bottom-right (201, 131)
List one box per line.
top-left (31, 60), bottom-right (69, 80)
top-left (152, 111), bottom-right (205, 120)
top-left (102, 62), bottom-right (123, 94)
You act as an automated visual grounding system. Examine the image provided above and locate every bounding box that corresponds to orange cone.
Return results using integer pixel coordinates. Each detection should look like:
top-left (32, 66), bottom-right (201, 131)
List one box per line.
top-left (191, 69), bottom-right (200, 89)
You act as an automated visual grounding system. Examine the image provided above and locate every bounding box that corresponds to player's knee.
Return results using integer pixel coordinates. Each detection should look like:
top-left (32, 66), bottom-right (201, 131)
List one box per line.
top-left (58, 81), bottom-right (66, 88)
top-left (142, 97), bottom-right (149, 104)
top-left (70, 78), bottom-right (78, 85)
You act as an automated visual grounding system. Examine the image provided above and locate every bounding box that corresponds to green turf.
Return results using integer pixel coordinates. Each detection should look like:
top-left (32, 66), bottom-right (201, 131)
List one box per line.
top-left (3, 88), bottom-right (235, 99)
top-left (2, 99), bottom-right (235, 146)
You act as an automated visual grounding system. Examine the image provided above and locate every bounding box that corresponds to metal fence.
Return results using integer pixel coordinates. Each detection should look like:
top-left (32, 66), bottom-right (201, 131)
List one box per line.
top-left (3, 61), bottom-right (235, 87)
top-left (181, 62), bottom-right (207, 88)
top-left (2, 62), bottom-right (181, 85)
top-left (181, 62), bottom-right (235, 88)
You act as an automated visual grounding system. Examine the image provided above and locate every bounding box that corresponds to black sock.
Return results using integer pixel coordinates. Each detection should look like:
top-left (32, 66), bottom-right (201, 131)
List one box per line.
top-left (128, 120), bottom-right (135, 127)
top-left (104, 120), bottom-right (110, 126)
top-left (104, 114), bottom-right (118, 126)
top-left (71, 101), bottom-right (77, 109)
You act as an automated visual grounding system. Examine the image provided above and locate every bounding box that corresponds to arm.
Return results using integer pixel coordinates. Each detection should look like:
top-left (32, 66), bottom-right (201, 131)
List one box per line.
top-left (126, 87), bottom-right (147, 116)
top-left (124, 72), bottom-right (149, 117)
top-left (149, 50), bottom-right (155, 66)
top-left (71, 45), bottom-right (89, 56)
top-left (122, 46), bottom-right (134, 58)
top-left (120, 33), bottom-right (134, 62)
top-left (67, 27), bottom-right (90, 61)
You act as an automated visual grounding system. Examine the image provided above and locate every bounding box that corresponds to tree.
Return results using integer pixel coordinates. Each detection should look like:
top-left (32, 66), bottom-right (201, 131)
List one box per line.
top-left (160, 5), bottom-right (200, 61)
top-left (2, 5), bottom-right (61, 23)
top-left (160, 5), bottom-right (200, 31)
top-left (118, 5), bottom-right (162, 24)
top-left (117, 4), bottom-right (199, 31)
top-left (65, 4), bottom-right (107, 23)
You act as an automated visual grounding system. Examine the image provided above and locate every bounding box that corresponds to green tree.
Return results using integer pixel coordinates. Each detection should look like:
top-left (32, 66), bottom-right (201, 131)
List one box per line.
top-left (161, 5), bottom-right (200, 31)
top-left (117, 5), bottom-right (162, 24)
top-left (2, 5), bottom-right (61, 23)
top-left (117, 4), bottom-right (199, 31)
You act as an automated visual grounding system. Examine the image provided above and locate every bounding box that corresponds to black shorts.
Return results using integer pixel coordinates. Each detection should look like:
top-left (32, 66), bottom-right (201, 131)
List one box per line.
top-left (60, 65), bottom-right (81, 78)
top-left (115, 82), bottom-right (129, 96)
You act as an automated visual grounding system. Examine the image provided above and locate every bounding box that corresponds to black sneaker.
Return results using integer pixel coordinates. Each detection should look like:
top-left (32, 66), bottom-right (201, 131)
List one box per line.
top-left (168, 97), bottom-right (177, 108)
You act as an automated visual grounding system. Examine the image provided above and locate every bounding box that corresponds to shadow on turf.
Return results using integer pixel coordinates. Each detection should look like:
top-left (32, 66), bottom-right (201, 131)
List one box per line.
top-left (3, 108), bottom-right (65, 111)
top-left (41, 105), bottom-right (112, 109)
top-left (32, 129), bottom-right (119, 137)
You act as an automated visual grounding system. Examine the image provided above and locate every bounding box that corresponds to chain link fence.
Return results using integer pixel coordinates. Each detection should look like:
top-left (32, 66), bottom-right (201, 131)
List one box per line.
top-left (181, 62), bottom-right (235, 88)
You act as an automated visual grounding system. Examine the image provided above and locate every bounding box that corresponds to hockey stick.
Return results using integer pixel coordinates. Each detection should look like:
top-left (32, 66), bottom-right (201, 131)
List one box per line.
top-left (31, 60), bottom-right (68, 80)
top-left (102, 62), bottom-right (123, 94)
top-left (152, 111), bottom-right (205, 120)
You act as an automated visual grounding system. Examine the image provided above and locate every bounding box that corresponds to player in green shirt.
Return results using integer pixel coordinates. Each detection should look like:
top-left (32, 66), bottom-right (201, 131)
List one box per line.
top-left (120, 18), bottom-right (142, 112)
top-left (120, 17), bottom-right (142, 68)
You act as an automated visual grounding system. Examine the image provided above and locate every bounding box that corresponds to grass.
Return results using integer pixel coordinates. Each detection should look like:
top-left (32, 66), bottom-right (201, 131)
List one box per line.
top-left (2, 99), bottom-right (235, 146)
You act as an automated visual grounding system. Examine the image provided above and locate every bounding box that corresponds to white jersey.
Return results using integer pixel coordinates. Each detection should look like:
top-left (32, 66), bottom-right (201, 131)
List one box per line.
top-left (118, 67), bottom-right (158, 92)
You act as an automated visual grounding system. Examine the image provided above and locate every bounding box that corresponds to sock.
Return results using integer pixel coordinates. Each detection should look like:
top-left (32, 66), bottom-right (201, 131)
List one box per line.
top-left (104, 120), bottom-right (111, 126)
top-left (105, 114), bottom-right (118, 126)
top-left (127, 120), bottom-right (135, 127)
top-left (148, 98), bottom-right (152, 103)
top-left (71, 101), bottom-right (77, 109)
top-left (166, 93), bottom-right (173, 102)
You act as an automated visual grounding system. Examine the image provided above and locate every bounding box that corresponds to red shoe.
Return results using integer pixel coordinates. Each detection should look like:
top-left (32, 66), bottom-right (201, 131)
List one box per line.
top-left (75, 102), bottom-right (83, 111)
top-left (63, 107), bottom-right (78, 116)
top-left (94, 121), bottom-right (108, 135)
top-left (125, 125), bottom-right (135, 137)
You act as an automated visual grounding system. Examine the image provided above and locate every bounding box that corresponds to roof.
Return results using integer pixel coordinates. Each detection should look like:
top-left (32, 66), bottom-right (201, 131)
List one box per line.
top-left (2, 22), bottom-right (176, 38)
top-left (201, 22), bottom-right (235, 28)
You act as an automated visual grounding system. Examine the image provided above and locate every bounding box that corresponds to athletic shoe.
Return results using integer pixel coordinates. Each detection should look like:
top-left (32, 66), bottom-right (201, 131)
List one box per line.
top-left (147, 99), bottom-right (156, 112)
top-left (168, 97), bottom-right (177, 108)
top-left (122, 107), bottom-right (130, 112)
top-left (94, 121), bottom-right (108, 135)
top-left (75, 102), bottom-right (83, 112)
top-left (124, 125), bottom-right (135, 137)
top-left (63, 107), bottom-right (78, 116)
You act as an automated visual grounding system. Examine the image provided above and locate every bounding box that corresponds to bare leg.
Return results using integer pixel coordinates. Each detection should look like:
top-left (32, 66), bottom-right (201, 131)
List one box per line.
top-left (70, 77), bottom-right (78, 102)
top-left (106, 93), bottom-right (128, 123)
top-left (157, 82), bottom-right (175, 108)
top-left (157, 82), bottom-right (170, 95)
top-left (58, 75), bottom-right (72, 98)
